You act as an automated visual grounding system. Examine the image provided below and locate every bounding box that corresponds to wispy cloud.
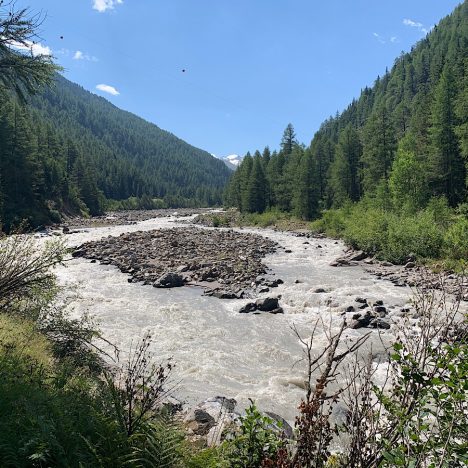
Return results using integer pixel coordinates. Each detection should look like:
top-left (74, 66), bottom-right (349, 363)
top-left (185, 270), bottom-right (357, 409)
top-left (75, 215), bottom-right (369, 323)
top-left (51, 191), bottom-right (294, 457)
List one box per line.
top-left (403, 18), bottom-right (428, 34)
top-left (93, 0), bottom-right (123, 13)
top-left (73, 50), bottom-right (98, 62)
top-left (373, 32), bottom-right (386, 44)
top-left (96, 83), bottom-right (120, 96)
top-left (373, 32), bottom-right (399, 45)
top-left (10, 40), bottom-right (51, 56)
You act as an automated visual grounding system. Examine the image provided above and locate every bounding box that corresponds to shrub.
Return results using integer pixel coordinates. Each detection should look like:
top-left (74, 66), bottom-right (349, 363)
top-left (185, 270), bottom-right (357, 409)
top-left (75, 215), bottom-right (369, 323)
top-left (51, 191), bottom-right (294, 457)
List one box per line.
top-left (226, 400), bottom-right (286, 467)
top-left (443, 216), bottom-right (468, 261)
top-left (342, 205), bottom-right (389, 254)
top-left (384, 211), bottom-right (444, 262)
top-left (310, 209), bottom-right (346, 237)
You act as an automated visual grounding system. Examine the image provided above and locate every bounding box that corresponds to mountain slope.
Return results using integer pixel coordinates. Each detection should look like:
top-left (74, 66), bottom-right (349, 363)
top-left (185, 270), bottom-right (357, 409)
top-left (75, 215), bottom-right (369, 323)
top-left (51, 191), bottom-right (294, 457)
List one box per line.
top-left (30, 75), bottom-right (231, 202)
top-left (0, 74), bottom-right (231, 230)
top-left (226, 1), bottom-right (467, 217)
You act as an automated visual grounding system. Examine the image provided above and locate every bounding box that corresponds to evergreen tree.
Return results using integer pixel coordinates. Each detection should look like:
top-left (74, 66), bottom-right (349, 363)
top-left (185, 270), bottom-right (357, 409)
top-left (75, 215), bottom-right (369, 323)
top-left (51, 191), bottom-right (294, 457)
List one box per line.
top-left (245, 156), bottom-right (268, 213)
top-left (293, 149), bottom-right (319, 220)
top-left (429, 67), bottom-right (466, 206)
top-left (361, 104), bottom-right (396, 192)
top-left (328, 125), bottom-right (362, 206)
top-left (280, 123), bottom-right (298, 155)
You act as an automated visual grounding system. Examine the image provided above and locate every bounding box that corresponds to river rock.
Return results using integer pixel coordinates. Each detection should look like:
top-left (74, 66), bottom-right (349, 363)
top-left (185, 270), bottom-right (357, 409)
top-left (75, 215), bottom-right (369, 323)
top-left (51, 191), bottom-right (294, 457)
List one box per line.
top-left (349, 251), bottom-right (367, 261)
top-left (256, 297), bottom-right (279, 312)
top-left (185, 397), bottom-right (240, 446)
top-left (154, 272), bottom-right (184, 288)
top-left (369, 318), bottom-right (391, 329)
top-left (373, 305), bottom-right (387, 315)
top-left (239, 302), bottom-right (257, 313)
top-left (184, 408), bottom-right (216, 436)
top-left (348, 312), bottom-right (373, 329)
top-left (73, 227), bottom-right (279, 297)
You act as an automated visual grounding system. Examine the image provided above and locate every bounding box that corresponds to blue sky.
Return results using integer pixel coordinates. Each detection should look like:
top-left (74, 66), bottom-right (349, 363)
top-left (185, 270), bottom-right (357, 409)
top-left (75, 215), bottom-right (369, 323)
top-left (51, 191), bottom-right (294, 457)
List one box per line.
top-left (25, 0), bottom-right (462, 158)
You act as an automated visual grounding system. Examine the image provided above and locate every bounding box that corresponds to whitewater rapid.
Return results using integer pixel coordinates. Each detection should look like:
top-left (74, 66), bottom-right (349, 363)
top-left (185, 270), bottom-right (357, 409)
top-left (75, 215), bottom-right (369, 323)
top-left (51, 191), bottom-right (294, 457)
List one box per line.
top-left (54, 215), bottom-right (414, 422)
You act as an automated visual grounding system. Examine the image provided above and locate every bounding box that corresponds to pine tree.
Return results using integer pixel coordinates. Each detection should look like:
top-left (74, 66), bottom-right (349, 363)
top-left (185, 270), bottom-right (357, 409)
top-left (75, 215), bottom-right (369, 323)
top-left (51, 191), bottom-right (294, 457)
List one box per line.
top-left (293, 149), bottom-right (319, 220)
top-left (245, 155), bottom-right (268, 213)
top-left (328, 125), bottom-right (362, 206)
top-left (361, 104), bottom-right (396, 192)
top-left (280, 123), bottom-right (298, 155)
top-left (429, 67), bottom-right (466, 206)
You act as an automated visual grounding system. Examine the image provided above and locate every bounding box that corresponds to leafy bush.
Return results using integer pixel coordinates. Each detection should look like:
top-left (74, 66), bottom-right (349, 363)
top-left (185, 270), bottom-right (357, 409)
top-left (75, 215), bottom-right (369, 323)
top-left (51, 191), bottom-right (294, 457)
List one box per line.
top-left (342, 205), bottom-right (389, 254)
top-left (443, 216), bottom-right (468, 261)
top-left (383, 211), bottom-right (444, 262)
top-left (310, 209), bottom-right (347, 237)
top-left (226, 400), bottom-right (286, 467)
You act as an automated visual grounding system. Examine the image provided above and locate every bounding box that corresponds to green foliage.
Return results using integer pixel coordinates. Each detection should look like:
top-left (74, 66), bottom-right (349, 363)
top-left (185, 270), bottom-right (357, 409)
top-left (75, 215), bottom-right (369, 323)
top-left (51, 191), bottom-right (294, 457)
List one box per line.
top-left (310, 207), bottom-right (347, 237)
top-left (312, 198), bottom-right (463, 264)
top-left (377, 331), bottom-right (468, 466)
top-left (389, 146), bottom-right (427, 212)
top-left (227, 400), bottom-right (285, 468)
top-left (0, 3), bottom-right (62, 101)
top-left (443, 216), bottom-right (468, 261)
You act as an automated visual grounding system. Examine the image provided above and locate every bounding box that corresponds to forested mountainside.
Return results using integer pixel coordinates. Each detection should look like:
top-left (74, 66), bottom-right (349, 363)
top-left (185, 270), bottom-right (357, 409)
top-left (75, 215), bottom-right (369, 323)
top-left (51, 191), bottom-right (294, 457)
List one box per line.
top-left (226, 1), bottom-right (467, 219)
top-left (0, 74), bottom-right (230, 230)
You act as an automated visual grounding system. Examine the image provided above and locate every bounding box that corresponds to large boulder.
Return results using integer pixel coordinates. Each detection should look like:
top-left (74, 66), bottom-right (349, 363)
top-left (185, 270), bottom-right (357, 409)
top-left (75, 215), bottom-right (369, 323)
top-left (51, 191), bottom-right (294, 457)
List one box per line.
top-left (185, 397), bottom-right (240, 446)
top-left (153, 272), bottom-right (184, 288)
top-left (184, 409), bottom-right (216, 436)
top-left (256, 297), bottom-right (279, 312)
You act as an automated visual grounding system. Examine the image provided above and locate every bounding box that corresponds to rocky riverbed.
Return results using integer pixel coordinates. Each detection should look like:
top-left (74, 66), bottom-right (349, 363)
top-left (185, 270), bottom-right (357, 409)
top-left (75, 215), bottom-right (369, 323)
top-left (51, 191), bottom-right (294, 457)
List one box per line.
top-left (72, 227), bottom-right (280, 298)
top-left (331, 248), bottom-right (468, 301)
top-left (65, 208), bottom-right (213, 229)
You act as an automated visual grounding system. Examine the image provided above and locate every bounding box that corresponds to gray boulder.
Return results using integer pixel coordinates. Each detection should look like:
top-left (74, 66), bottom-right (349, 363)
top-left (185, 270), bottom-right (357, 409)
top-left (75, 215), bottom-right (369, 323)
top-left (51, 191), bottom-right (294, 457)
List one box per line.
top-left (256, 297), bottom-right (279, 312)
top-left (154, 272), bottom-right (184, 288)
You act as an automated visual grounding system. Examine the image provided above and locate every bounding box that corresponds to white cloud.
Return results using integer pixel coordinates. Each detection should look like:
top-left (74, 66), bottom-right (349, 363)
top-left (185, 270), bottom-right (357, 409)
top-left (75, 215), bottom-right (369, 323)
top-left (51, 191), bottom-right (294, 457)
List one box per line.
top-left (403, 18), bottom-right (428, 34)
top-left (73, 50), bottom-right (98, 61)
top-left (93, 0), bottom-right (123, 13)
top-left (373, 32), bottom-right (386, 44)
top-left (390, 36), bottom-right (399, 43)
top-left (96, 83), bottom-right (120, 95)
top-left (10, 40), bottom-right (51, 56)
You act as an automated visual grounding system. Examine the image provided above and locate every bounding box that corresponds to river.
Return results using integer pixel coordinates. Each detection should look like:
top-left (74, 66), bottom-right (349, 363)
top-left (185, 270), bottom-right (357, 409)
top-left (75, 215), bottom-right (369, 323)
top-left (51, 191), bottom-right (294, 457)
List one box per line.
top-left (53, 214), bottom-right (415, 422)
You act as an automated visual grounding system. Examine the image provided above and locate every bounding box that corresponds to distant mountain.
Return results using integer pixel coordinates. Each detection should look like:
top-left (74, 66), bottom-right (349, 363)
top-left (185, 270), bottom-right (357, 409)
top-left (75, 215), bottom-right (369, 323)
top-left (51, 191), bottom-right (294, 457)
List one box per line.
top-left (218, 154), bottom-right (243, 170)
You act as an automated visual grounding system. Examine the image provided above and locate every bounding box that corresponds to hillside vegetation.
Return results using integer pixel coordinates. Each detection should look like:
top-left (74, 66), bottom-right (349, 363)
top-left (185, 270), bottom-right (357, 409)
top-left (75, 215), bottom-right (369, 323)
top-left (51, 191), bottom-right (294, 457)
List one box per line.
top-left (0, 75), bottom-right (230, 231)
top-left (225, 2), bottom-right (467, 266)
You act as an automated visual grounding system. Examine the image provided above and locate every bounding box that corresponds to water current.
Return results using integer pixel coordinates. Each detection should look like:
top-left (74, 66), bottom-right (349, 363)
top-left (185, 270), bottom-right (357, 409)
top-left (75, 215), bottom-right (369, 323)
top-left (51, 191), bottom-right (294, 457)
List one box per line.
top-left (53, 214), bottom-right (416, 422)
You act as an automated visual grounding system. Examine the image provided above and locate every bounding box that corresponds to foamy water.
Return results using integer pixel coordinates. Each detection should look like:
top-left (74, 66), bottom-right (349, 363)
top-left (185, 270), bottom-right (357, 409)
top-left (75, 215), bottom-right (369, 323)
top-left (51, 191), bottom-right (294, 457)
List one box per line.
top-left (52, 215), bottom-right (415, 421)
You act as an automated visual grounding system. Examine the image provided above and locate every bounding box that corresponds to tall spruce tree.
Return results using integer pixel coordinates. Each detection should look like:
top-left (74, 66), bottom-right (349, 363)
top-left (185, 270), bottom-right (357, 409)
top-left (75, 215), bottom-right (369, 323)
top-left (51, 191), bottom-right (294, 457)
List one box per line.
top-left (280, 123), bottom-right (298, 155)
top-left (361, 104), bottom-right (396, 192)
top-left (429, 67), bottom-right (466, 206)
top-left (328, 124), bottom-right (362, 206)
top-left (245, 155), bottom-right (268, 213)
top-left (293, 149), bottom-right (319, 220)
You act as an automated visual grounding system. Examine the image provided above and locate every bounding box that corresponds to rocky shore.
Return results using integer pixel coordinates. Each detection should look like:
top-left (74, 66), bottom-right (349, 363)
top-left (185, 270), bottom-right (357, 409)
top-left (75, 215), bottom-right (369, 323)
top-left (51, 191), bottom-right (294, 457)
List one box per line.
top-left (72, 227), bottom-right (281, 297)
top-left (65, 208), bottom-right (213, 229)
top-left (331, 249), bottom-right (468, 301)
